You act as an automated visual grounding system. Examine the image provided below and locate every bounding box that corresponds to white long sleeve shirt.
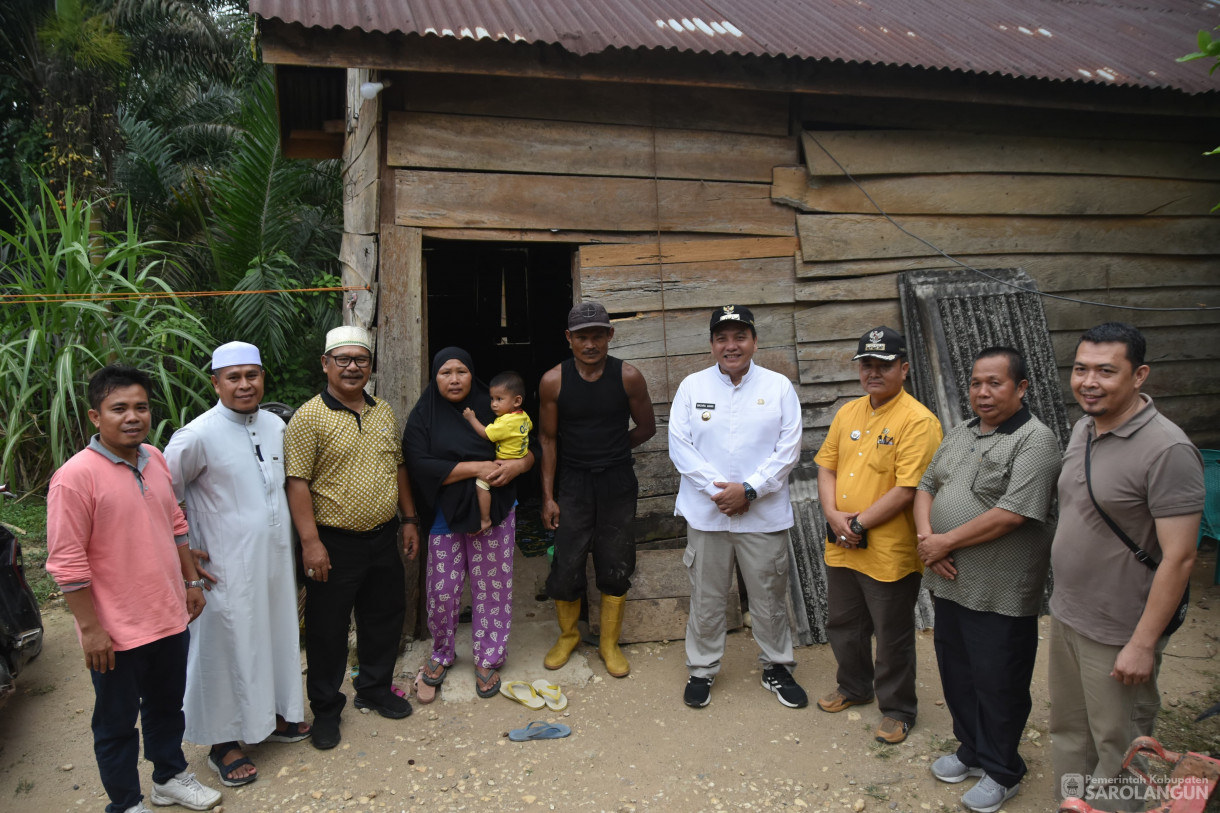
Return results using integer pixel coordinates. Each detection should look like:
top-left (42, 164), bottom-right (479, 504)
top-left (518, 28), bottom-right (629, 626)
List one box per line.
top-left (669, 361), bottom-right (803, 533)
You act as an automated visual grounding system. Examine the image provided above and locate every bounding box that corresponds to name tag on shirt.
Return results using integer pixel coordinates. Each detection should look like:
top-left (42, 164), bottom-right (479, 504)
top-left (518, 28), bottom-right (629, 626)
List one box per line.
top-left (696, 403), bottom-right (715, 410)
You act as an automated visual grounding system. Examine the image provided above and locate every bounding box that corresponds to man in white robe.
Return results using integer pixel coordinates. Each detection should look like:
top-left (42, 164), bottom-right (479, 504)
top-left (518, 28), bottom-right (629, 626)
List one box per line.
top-left (164, 342), bottom-right (309, 788)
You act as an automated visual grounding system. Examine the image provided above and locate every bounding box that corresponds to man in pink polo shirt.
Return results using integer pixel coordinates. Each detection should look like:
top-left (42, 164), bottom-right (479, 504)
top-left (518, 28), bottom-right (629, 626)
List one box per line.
top-left (47, 365), bottom-right (221, 813)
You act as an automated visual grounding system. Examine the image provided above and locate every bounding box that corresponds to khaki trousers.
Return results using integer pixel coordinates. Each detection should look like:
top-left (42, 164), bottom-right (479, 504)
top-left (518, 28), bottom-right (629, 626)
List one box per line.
top-left (1049, 616), bottom-right (1165, 812)
top-left (684, 528), bottom-right (795, 678)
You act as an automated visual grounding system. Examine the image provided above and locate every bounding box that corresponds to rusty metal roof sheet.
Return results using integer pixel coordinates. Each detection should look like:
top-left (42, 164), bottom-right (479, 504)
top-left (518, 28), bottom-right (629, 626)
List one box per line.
top-left (248, 0), bottom-right (1220, 94)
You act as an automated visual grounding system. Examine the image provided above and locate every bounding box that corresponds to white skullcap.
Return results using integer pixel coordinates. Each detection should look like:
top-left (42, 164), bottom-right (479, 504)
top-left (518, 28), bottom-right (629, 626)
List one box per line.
top-left (324, 325), bottom-right (372, 354)
top-left (211, 341), bottom-right (262, 371)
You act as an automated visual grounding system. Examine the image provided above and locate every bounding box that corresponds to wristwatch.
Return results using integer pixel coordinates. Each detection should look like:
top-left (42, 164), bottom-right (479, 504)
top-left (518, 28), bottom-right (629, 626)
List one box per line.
top-left (849, 517), bottom-right (866, 535)
top-left (742, 482), bottom-right (757, 502)
top-left (184, 579), bottom-right (207, 590)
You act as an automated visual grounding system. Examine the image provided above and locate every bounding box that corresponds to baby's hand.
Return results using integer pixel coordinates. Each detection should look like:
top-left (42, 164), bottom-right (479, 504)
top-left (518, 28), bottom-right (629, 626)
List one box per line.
top-left (463, 408), bottom-right (475, 419)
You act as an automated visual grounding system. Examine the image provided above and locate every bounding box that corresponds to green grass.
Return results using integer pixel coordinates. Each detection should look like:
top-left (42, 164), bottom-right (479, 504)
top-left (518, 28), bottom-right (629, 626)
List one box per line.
top-left (929, 733), bottom-right (957, 754)
top-left (0, 498), bottom-right (47, 538)
top-left (0, 499), bottom-right (55, 605)
top-left (868, 740), bottom-right (896, 759)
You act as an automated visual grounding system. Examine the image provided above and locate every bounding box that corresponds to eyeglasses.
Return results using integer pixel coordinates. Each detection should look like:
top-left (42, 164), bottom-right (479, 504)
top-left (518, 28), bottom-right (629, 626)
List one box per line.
top-left (328, 354), bottom-right (372, 368)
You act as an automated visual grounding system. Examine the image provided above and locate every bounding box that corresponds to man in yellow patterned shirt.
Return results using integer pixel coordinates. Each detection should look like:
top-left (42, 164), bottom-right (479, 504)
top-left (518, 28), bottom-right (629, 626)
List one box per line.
top-left (813, 326), bottom-right (942, 744)
top-left (285, 326), bottom-right (420, 750)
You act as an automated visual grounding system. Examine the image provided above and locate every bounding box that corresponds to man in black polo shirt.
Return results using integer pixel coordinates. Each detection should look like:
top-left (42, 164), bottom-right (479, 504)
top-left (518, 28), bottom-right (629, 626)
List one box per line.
top-left (284, 326), bottom-right (421, 750)
top-left (538, 302), bottom-right (656, 677)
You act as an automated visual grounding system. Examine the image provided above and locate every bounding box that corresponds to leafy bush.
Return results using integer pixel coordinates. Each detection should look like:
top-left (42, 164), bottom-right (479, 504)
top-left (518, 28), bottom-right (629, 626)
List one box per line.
top-left (0, 180), bottom-right (215, 492)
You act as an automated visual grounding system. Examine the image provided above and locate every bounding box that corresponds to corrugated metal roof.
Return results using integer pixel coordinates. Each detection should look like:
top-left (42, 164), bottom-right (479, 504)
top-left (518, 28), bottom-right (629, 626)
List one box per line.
top-left (248, 0), bottom-right (1220, 95)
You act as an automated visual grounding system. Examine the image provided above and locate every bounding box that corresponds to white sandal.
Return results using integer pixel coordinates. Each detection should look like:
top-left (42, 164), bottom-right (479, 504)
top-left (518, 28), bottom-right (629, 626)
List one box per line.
top-left (531, 679), bottom-right (569, 711)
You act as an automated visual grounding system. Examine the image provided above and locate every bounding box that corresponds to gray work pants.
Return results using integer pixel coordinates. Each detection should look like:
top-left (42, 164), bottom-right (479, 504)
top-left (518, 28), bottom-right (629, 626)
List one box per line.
top-left (684, 527), bottom-right (796, 678)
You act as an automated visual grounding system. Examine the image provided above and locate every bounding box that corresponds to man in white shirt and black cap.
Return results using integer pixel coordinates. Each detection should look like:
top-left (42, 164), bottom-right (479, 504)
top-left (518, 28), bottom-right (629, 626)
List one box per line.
top-left (165, 342), bottom-right (310, 788)
top-left (669, 305), bottom-right (806, 709)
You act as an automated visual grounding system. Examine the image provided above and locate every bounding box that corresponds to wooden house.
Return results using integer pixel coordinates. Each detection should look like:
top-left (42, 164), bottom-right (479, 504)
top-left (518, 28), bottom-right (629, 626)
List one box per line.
top-left (250, 0), bottom-right (1220, 567)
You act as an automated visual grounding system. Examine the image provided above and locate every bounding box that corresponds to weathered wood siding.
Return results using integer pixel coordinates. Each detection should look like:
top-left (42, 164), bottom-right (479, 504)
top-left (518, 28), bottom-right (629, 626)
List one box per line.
top-left (377, 73), bottom-right (1220, 542)
top-left (384, 74), bottom-right (801, 537)
top-left (788, 129), bottom-right (1220, 449)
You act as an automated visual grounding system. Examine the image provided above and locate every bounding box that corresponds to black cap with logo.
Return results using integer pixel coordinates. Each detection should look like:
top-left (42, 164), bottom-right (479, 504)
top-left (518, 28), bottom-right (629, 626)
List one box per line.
top-left (567, 301), bottom-right (612, 332)
top-left (852, 326), bottom-right (907, 361)
top-left (709, 304), bottom-right (756, 333)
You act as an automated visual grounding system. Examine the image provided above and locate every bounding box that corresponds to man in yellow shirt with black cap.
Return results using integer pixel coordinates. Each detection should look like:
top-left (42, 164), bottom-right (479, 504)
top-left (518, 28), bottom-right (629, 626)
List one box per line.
top-left (814, 326), bottom-right (942, 744)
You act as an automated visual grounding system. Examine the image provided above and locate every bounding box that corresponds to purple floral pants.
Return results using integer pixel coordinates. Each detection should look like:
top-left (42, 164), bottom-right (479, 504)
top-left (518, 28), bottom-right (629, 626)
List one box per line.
top-left (426, 508), bottom-right (515, 670)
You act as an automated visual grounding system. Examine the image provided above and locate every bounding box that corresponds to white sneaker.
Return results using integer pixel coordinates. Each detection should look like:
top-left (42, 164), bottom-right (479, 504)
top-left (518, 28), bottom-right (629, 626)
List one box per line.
top-left (931, 753), bottom-right (985, 784)
top-left (123, 802), bottom-right (152, 813)
top-left (150, 770), bottom-right (222, 810)
top-left (961, 775), bottom-right (1019, 813)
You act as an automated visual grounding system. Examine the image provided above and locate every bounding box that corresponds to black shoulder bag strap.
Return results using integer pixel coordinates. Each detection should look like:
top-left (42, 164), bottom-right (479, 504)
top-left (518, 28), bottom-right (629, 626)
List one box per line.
top-left (1084, 431), bottom-right (1189, 636)
top-left (1084, 433), bottom-right (1156, 567)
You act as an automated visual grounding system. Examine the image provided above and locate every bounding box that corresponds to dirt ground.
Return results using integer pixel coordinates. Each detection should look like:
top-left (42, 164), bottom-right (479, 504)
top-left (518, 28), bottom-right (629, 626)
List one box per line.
top-left (2, 547), bottom-right (1218, 813)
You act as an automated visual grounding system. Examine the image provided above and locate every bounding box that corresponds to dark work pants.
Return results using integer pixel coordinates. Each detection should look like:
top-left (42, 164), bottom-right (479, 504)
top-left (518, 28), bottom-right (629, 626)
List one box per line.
top-left (545, 463), bottom-right (638, 601)
top-left (305, 522), bottom-right (405, 719)
top-left (90, 629), bottom-right (190, 813)
top-left (826, 565), bottom-right (922, 724)
top-left (933, 595), bottom-right (1038, 789)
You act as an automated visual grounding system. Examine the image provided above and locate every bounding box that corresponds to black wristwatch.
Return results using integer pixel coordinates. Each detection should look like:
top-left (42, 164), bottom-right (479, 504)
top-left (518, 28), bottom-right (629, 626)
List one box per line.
top-left (849, 517), bottom-right (866, 535)
top-left (743, 482), bottom-right (757, 502)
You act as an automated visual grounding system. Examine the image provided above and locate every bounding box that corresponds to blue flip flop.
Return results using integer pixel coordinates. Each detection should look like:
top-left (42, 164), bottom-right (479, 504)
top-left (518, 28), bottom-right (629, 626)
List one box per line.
top-left (508, 721), bottom-right (572, 742)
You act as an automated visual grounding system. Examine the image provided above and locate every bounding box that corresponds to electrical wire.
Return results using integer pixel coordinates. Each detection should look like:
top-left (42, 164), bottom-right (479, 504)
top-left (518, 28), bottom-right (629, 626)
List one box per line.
top-left (804, 133), bottom-right (1220, 312)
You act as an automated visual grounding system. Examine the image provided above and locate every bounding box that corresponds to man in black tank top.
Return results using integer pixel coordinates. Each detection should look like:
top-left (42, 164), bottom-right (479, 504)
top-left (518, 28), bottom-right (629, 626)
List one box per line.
top-left (538, 302), bottom-right (656, 677)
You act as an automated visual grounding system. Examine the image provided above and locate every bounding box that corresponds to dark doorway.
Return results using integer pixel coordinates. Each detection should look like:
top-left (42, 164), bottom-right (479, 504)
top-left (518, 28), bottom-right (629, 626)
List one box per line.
top-left (423, 240), bottom-right (574, 503)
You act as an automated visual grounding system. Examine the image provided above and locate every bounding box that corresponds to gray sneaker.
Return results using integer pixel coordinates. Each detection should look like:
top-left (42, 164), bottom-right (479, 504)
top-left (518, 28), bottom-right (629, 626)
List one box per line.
top-left (931, 753), bottom-right (985, 784)
top-left (150, 770), bottom-right (222, 810)
top-left (961, 775), bottom-right (1019, 813)
top-left (123, 803), bottom-right (152, 813)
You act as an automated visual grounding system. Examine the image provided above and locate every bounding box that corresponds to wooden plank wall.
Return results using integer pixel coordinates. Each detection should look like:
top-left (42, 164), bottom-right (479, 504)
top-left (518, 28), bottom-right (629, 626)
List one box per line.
top-left (786, 129), bottom-right (1220, 449)
top-left (386, 74), bottom-right (802, 536)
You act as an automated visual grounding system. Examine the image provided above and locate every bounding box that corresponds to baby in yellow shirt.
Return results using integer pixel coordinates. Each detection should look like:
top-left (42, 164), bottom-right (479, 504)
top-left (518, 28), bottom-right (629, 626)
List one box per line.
top-left (463, 370), bottom-right (533, 532)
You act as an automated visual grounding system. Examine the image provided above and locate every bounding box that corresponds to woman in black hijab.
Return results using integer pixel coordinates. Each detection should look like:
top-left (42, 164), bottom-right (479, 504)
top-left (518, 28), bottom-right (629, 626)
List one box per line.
top-left (403, 347), bottom-right (533, 699)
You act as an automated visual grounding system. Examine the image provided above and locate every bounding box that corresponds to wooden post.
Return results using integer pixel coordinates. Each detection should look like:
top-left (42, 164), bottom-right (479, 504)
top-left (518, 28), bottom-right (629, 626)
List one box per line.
top-left (341, 67), bottom-right (381, 336)
top-left (376, 225), bottom-right (425, 426)
top-left (379, 223), bottom-right (424, 639)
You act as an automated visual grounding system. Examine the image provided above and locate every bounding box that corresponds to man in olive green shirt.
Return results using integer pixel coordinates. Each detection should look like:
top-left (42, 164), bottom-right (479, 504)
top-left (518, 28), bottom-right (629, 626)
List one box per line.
top-left (915, 346), bottom-right (1061, 813)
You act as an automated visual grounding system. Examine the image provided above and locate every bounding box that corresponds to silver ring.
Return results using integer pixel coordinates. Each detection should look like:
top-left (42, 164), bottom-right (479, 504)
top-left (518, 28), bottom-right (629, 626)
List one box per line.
top-left (307, 568), bottom-right (315, 577)
top-left (839, 535), bottom-right (847, 542)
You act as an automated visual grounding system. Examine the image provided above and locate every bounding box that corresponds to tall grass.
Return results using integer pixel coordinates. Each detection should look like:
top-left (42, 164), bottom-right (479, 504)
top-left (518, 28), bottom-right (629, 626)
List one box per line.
top-left (0, 180), bottom-right (214, 493)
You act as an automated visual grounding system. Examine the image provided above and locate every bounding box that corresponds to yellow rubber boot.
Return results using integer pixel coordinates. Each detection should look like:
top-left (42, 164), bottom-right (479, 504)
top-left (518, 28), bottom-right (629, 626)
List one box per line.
top-left (543, 599), bottom-right (582, 670)
top-left (598, 593), bottom-right (630, 677)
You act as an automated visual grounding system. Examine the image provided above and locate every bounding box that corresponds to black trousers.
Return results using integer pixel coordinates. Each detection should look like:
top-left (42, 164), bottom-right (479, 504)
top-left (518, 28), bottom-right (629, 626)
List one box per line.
top-left (304, 521), bottom-right (405, 718)
top-left (545, 462), bottom-right (638, 601)
top-left (933, 595), bottom-right (1039, 789)
top-left (90, 630), bottom-right (190, 813)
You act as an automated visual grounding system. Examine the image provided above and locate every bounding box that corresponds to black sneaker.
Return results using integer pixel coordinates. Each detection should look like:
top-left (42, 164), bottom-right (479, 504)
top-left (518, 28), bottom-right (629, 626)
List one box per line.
top-left (311, 715), bottom-right (341, 750)
top-left (354, 691), bottom-right (413, 719)
top-left (761, 665), bottom-right (808, 708)
top-left (683, 675), bottom-right (714, 708)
